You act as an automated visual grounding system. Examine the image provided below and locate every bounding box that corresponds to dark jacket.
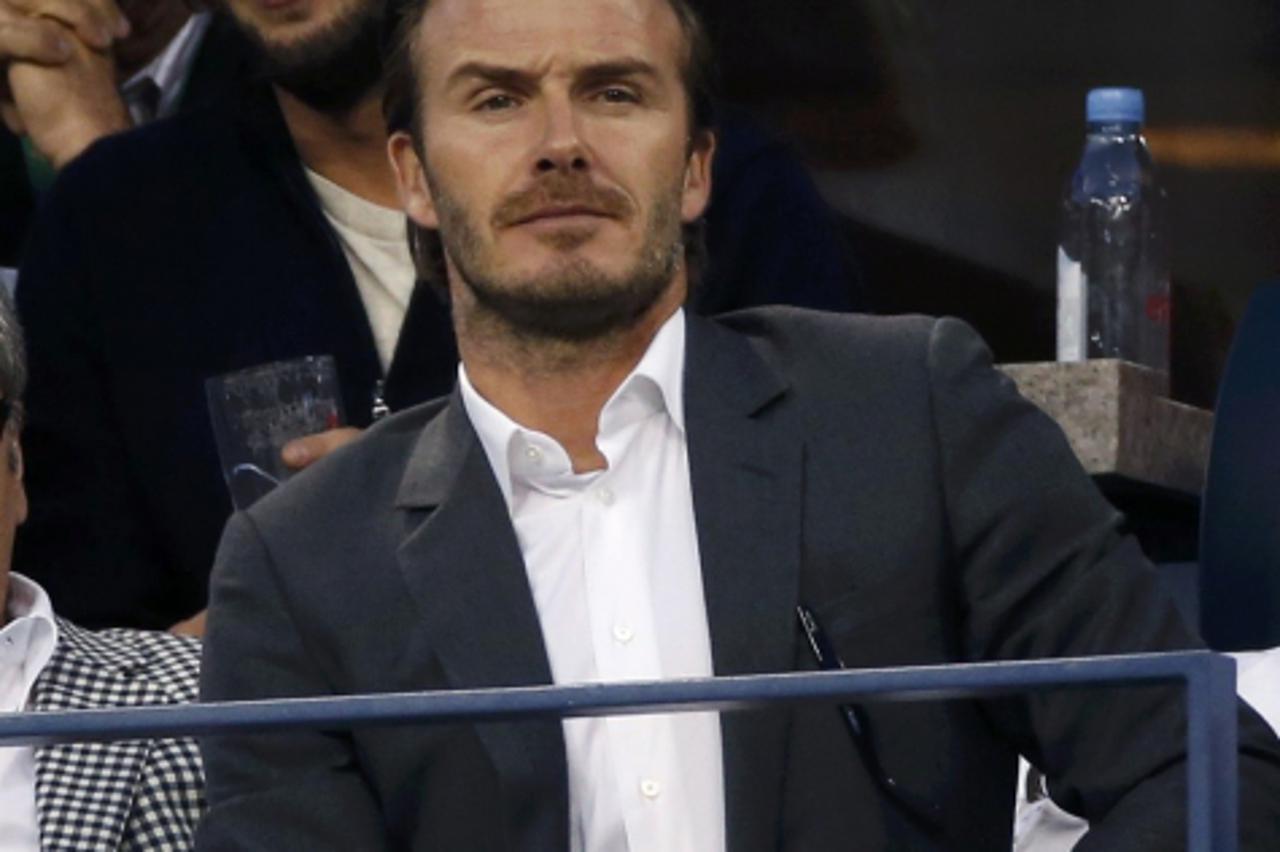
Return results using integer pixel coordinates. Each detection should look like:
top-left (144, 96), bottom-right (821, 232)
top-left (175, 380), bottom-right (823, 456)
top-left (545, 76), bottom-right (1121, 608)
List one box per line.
top-left (197, 309), bottom-right (1280, 849)
top-left (14, 82), bottom-right (459, 629)
top-left (14, 81), bottom-right (857, 629)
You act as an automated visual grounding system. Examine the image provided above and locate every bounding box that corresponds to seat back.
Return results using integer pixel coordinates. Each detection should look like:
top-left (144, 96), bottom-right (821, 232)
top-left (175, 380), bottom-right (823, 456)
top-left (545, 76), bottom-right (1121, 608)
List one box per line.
top-left (1200, 279), bottom-right (1280, 650)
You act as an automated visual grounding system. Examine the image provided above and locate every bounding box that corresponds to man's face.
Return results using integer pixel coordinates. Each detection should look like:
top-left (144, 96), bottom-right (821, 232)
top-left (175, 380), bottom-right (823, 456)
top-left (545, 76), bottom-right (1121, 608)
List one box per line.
top-left (391, 0), bottom-right (714, 340)
top-left (222, 0), bottom-right (385, 111)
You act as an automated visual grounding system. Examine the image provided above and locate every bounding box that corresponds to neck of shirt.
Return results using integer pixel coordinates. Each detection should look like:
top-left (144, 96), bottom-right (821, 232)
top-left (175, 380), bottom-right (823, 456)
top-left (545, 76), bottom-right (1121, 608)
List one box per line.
top-left (120, 12), bottom-right (212, 125)
top-left (0, 573), bottom-right (59, 714)
top-left (459, 308), bottom-right (687, 509)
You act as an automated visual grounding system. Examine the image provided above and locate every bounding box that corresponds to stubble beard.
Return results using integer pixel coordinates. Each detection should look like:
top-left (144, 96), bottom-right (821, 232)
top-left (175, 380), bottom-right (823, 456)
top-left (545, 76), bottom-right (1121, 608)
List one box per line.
top-left (428, 175), bottom-right (685, 345)
top-left (231, 0), bottom-right (386, 114)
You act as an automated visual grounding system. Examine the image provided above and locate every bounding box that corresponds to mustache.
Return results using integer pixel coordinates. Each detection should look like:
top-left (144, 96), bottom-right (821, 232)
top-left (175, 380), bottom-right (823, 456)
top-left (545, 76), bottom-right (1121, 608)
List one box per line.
top-left (491, 173), bottom-right (634, 228)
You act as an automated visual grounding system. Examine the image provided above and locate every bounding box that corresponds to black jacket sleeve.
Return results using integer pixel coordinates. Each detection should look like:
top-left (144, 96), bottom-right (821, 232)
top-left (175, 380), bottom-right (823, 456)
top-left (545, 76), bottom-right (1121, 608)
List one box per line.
top-left (13, 158), bottom-right (197, 629)
top-left (925, 317), bottom-right (1280, 850)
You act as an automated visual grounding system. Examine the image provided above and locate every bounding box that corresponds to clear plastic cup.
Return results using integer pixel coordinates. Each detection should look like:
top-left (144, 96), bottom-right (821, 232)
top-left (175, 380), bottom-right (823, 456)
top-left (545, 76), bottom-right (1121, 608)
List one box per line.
top-left (205, 355), bottom-right (345, 509)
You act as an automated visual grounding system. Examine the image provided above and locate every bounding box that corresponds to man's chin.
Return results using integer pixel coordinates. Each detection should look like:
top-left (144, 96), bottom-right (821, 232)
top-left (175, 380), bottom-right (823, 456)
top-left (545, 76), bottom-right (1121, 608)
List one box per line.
top-left (475, 290), bottom-right (660, 343)
top-left (227, 2), bottom-right (312, 37)
top-left (500, 234), bottom-right (631, 276)
top-left (462, 263), bottom-right (677, 343)
top-left (232, 16), bottom-right (336, 56)
top-left (494, 262), bottom-right (634, 296)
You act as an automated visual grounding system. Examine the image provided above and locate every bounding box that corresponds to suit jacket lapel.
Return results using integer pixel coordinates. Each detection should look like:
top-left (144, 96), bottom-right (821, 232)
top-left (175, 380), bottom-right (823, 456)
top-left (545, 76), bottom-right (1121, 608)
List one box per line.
top-left (31, 621), bottom-right (168, 850)
top-left (394, 395), bottom-right (569, 849)
top-left (685, 314), bottom-right (804, 852)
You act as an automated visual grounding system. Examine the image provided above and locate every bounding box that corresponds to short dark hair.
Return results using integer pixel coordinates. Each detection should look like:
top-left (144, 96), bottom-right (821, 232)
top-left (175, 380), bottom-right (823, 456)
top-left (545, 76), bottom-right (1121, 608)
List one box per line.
top-left (381, 0), bottom-right (717, 295)
top-left (0, 288), bottom-right (27, 430)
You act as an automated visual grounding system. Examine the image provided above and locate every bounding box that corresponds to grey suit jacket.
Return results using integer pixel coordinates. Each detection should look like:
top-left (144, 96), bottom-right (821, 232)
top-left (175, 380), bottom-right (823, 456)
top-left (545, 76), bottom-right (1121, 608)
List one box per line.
top-left (32, 619), bottom-right (205, 850)
top-left (197, 308), bottom-right (1280, 850)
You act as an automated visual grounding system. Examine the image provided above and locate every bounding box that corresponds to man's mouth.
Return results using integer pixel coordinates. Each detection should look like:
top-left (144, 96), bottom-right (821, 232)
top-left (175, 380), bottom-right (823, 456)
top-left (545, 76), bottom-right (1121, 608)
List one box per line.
top-left (509, 205), bottom-right (614, 227)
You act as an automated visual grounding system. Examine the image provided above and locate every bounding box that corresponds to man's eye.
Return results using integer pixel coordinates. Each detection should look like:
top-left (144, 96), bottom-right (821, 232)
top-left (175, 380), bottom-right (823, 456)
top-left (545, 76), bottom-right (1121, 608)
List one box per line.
top-left (477, 94), bottom-right (519, 112)
top-left (596, 87), bottom-right (639, 104)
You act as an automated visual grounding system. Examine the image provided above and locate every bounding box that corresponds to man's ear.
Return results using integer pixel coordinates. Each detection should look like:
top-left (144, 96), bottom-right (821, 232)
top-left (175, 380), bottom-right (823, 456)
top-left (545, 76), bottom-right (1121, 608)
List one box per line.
top-left (680, 129), bottom-right (716, 224)
top-left (388, 131), bottom-right (439, 229)
top-left (9, 439), bottom-right (26, 526)
top-left (7, 438), bottom-right (20, 477)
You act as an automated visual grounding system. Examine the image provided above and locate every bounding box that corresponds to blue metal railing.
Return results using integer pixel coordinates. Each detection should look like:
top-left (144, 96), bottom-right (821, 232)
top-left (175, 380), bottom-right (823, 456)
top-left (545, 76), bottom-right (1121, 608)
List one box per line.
top-left (0, 651), bottom-right (1238, 851)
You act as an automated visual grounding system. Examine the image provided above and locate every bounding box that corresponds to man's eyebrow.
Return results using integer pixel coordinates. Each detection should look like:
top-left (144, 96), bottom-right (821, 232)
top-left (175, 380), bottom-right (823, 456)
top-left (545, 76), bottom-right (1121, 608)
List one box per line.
top-left (443, 59), bottom-right (663, 92)
top-left (575, 59), bottom-right (662, 86)
top-left (444, 62), bottom-right (536, 92)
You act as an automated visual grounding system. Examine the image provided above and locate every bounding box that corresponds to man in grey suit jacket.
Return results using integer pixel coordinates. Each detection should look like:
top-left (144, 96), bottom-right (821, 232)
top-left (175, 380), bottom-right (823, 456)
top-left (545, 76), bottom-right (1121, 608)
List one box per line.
top-left (198, 0), bottom-right (1280, 848)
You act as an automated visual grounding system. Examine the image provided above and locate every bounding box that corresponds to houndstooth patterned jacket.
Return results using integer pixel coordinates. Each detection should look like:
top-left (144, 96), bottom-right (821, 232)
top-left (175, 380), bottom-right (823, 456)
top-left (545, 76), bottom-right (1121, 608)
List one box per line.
top-left (28, 618), bottom-right (205, 850)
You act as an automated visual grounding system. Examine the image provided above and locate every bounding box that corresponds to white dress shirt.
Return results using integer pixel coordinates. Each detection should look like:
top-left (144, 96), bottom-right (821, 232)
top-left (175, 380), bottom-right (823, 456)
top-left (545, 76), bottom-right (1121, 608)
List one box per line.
top-left (120, 12), bottom-right (212, 125)
top-left (459, 309), bottom-right (726, 852)
top-left (304, 168), bottom-right (415, 372)
top-left (0, 573), bottom-right (60, 852)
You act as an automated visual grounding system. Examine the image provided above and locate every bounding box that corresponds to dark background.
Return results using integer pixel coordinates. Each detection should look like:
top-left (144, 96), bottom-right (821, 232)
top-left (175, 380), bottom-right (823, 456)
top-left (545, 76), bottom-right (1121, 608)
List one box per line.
top-left (696, 0), bottom-right (1280, 408)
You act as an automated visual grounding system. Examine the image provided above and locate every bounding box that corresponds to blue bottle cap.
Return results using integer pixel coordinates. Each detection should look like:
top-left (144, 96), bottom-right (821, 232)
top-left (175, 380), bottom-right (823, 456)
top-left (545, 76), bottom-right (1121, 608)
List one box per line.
top-left (1086, 88), bottom-right (1145, 124)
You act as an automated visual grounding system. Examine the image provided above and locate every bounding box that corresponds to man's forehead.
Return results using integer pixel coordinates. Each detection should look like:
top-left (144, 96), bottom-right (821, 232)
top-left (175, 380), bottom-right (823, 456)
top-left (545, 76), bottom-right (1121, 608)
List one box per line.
top-left (418, 0), bottom-right (683, 80)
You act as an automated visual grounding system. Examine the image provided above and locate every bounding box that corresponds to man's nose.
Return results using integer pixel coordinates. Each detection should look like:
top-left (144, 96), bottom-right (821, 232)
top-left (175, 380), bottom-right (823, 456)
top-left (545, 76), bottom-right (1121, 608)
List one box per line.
top-left (534, 97), bottom-right (590, 174)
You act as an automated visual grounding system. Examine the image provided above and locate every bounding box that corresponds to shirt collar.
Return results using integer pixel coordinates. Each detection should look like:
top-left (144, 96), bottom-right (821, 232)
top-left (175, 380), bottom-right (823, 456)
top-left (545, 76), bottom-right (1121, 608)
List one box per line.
top-left (459, 307), bottom-right (687, 506)
top-left (0, 572), bottom-right (59, 711)
top-left (121, 12), bottom-right (212, 121)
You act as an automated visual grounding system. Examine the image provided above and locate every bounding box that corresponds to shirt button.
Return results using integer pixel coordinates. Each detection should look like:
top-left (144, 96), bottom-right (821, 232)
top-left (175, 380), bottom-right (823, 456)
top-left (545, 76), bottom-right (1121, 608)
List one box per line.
top-left (640, 779), bottom-right (662, 800)
top-left (612, 623), bottom-right (634, 644)
top-left (524, 446), bottom-right (542, 464)
top-left (596, 487), bottom-right (614, 506)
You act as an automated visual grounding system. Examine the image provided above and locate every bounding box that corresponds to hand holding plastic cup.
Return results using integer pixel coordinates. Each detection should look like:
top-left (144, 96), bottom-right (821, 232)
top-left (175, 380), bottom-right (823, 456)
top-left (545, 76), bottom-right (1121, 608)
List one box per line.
top-left (206, 355), bottom-right (345, 510)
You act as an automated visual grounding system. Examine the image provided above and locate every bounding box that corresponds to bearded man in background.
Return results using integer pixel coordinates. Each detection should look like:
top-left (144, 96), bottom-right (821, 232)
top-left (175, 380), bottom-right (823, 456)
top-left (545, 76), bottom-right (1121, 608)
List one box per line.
top-left (12, 0), bottom-right (457, 633)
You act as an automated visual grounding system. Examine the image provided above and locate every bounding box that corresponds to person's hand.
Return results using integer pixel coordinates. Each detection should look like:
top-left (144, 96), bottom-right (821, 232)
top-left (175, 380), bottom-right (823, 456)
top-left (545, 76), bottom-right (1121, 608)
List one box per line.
top-left (281, 427), bottom-right (363, 471)
top-left (169, 609), bottom-right (206, 638)
top-left (1, 0), bottom-right (131, 168)
top-left (3, 0), bottom-right (129, 51)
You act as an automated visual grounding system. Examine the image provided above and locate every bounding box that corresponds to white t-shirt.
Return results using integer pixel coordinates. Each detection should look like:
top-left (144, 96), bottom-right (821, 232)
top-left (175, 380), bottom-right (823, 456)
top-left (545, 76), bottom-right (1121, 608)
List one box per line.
top-left (304, 169), bottom-right (415, 372)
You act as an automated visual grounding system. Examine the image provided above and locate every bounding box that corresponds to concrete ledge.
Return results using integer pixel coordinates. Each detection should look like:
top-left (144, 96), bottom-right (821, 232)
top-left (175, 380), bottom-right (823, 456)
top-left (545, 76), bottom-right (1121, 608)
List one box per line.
top-left (998, 360), bottom-right (1212, 497)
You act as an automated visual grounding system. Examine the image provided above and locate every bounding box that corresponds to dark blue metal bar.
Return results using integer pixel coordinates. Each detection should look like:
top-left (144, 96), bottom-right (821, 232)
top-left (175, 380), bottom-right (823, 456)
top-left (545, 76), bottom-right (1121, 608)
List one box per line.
top-left (1185, 653), bottom-right (1240, 852)
top-left (0, 651), bottom-right (1237, 850)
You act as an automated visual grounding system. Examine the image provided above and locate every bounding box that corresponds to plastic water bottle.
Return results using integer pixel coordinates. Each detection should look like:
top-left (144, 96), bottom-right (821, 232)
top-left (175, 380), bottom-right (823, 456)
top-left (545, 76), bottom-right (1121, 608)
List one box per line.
top-left (1056, 87), bottom-right (1170, 385)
